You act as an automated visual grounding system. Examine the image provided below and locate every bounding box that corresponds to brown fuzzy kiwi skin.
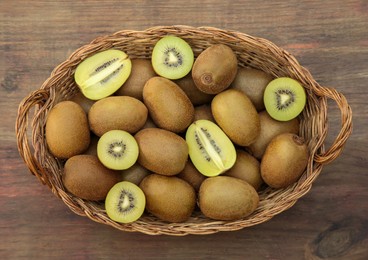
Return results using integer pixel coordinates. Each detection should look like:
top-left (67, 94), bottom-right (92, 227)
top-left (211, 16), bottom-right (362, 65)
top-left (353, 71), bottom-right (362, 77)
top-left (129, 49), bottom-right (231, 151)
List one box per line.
top-left (231, 67), bottom-right (273, 111)
top-left (141, 116), bottom-right (158, 129)
top-left (211, 89), bottom-right (260, 146)
top-left (177, 160), bottom-right (207, 191)
top-left (248, 110), bottom-right (300, 159)
top-left (63, 155), bottom-right (121, 201)
top-left (199, 176), bottom-right (259, 221)
top-left (88, 96), bottom-right (148, 137)
top-left (46, 101), bottom-right (90, 159)
top-left (119, 163), bottom-right (151, 186)
top-left (260, 133), bottom-right (308, 189)
top-left (193, 104), bottom-right (215, 122)
top-left (174, 74), bottom-right (214, 105)
top-left (143, 76), bottom-right (194, 133)
top-left (139, 174), bottom-right (196, 223)
top-left (114, 59), bottom-right (156, 100)
top-left (69, 91), bottom-right (96, 113)
top-left (83, 133), bottom-right (99, 156)
top-left (192, 44), bottom-right (238, 94)
top-left (224, 150), bottom-right (263, 191)
top-left (134, 128), bottom-right (188, 176)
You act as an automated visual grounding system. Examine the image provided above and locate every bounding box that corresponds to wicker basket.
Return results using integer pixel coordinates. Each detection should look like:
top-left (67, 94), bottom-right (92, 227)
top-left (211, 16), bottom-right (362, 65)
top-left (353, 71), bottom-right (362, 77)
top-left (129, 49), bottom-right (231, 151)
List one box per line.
top-left (15, 25), bottom-right (352, 236)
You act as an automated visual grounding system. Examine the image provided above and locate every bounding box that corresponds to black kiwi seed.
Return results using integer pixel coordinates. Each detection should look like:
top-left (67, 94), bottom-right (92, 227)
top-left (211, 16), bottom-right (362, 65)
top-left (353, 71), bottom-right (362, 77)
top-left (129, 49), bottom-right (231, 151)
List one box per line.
top-left (164, 47), bottom-right (183, 67)
top-left (107, 141), bottom-right (126, 158)
top-left (117, 189), bottom-right (136, 214)
top-left (275, 89), bottom-right (295, 110)
top-left (94, 58), bottom-right (119, 74)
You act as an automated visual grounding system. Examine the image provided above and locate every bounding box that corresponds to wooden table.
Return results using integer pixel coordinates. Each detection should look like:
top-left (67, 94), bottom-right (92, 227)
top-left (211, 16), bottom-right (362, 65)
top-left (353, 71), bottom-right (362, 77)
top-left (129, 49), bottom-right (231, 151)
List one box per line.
top-left (1, 1), bottom-right (367, 259)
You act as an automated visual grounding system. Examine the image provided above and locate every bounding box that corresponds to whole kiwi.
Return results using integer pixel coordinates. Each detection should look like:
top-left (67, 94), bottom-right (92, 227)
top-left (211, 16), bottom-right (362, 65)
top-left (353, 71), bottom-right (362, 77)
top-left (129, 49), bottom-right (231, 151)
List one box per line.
top-left (69, 91), bottom-right (95, 113)
top-left (114, 59), bottom-right (156, 100)
top-left (199, 176), bottom-right (259, 221)
top-left (46, 101), bottom-right (90, 159)
top-left (88, 96), bottom-right (148, 136)
top-left (135, 128), bottom-right (188, 176)
top-left (139, 174), bottom-right (196, 223)
top-left (174, 74), bottom-right (214, 105)
top-left (193, 104), bottom-right (215, 122)
top-left (143, 76), bottom-right (194, 133)
top-left (248, 110), bottom-right (299, 159)
top-left (63, 155), bottom-right (121, 201)
top-left (177, 160), bottom-right (207, 191)
top-left (119, 163), bottom-right (151, 186)
top-left (261, 133), bottom-right (308, 188)
top-left (192, 44), bottom-right (238, 94)
top-left (231, 67), bottom-right (274, 111)
top-left (224, 150), bottom-right (263, 191)
top-left (211, 89), bottom-right (260, 146)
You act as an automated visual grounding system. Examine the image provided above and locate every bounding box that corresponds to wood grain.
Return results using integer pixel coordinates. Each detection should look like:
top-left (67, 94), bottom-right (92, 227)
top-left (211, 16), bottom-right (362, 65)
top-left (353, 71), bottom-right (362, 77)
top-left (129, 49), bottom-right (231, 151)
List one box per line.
top-left (1, 0), bottom-right (367, 259)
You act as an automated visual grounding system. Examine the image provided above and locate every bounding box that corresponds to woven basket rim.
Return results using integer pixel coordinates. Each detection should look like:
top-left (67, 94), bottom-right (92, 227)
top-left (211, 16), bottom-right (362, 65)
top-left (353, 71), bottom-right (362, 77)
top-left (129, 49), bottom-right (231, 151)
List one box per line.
top-left (15, 25), bottom-right (353, 236)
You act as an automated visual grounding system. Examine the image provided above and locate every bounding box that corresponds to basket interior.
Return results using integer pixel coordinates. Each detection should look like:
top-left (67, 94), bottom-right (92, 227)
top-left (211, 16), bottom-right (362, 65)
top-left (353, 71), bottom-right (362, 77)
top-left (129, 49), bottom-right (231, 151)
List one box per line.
top-left (30, 27), bottom-right (326, 235)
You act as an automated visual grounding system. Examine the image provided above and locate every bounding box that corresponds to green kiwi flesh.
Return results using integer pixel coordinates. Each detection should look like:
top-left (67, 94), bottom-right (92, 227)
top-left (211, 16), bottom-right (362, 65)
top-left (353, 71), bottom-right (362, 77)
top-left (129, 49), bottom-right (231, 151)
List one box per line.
top-left (263, 77), bottom-right (306, 121)
top-left (97, 130), bottom-right (139, 170)
top-left (185, 120), bottom-right (236, 177)
top-left (151, 36), bottom-right (194, 80)
top-left (105, 181), bottom-right (146, 223)
top-left (74, 49), bottom-right (131, 100)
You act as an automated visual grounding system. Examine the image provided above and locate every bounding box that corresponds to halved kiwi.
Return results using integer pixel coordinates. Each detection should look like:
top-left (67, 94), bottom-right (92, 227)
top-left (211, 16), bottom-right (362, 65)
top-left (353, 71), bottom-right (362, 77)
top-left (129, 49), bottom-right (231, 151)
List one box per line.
top-left (185, 120), bottom-right (236, 177)
top-left (263, 77), bottom-right (306, 121)
top-left (74, 49), bottom-right (132, 100)
top-left (105, 181), bottom-right (146, 223)
top-left (97, 130), bottom-right (139, 170)
top-left (151, 36), bottom-right (194, 80)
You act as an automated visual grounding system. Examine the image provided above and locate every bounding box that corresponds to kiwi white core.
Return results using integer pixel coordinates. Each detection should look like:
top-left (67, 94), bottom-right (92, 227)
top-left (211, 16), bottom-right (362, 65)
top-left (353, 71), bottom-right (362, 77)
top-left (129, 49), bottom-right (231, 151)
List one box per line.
top-left (83, 57), bottom-right (126, 88)
top-left (194, 125), bottom-right (225, 171)
top-left (165, 48), bottom-right (183, 67)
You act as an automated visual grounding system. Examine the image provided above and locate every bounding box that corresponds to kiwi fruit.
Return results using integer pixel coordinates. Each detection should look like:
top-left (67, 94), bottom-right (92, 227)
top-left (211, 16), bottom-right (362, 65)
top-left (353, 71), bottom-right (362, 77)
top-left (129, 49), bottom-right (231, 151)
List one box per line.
top-left (88, 96), bottom-right (148, 136)
top-left (135, 128), bottom-right (188, 176)
top-left (192, 44), bottom-right (238, 94)
top-left (141, 116), bottom-right (158, 129)
top-left (231, 67), bottom-right (274, 111)
top-left (177, 160), bottom-right (207, 191)
top-left (211, 89), bottom-right (260, 146)
top-left (120, 164), bottom-right (151, 186)
top-left (199, 176), bottom-right (259, 221)
top-left (143, 76), bottom-right (194, 133)
top-left (97, 130), bottom-right (139, 170)
top-left (83, 133), bottom-right (99, 156)
top-left (248, 110), bottom-right (300, 159)
top-left (151, 36), bottom-right (194, 80)
top-left (263, 77), bottom-right (306, 121)
top-left (193, 104), bottom-right (215, 122)
top-left (69, 91), bottom-right (95, 113)
top-left (185, 120), bottom-right (236, 177)
top-left (224, 150), bottom-right (263, 191)
top-left (139, 174), bottom-right (196, 223)
top-left (46, 101), bottom-right (90, 159)
top-left (74, 49), bottom-right (131, 100)
top-left (114, 59), bottom-right (156, 100)
top-left (105, 181), bottom-right (146, 223)
top-left (63, 155), bottom-right (121, 201)
top-left (261, 133), bottom-right (309, 188)
top-left (174, 74), bottom-right (214, 105)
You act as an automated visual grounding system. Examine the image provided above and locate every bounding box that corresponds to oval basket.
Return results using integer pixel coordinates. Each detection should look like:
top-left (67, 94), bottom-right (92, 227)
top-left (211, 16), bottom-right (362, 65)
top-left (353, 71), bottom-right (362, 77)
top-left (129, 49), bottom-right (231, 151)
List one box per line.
top-left (15, 25), bottom-right (352, 236)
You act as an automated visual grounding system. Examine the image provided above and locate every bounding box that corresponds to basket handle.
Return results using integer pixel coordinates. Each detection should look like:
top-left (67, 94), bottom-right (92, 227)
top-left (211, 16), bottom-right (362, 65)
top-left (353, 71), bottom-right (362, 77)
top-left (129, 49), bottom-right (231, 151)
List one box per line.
top-left (15, 89), bottom-right (51, 186)
top-left (313, 86), bottom-right (353, 165)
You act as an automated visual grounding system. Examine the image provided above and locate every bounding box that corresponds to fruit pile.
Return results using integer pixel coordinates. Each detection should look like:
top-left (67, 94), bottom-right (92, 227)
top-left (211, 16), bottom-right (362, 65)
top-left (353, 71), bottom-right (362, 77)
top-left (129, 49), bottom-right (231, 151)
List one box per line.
top-left (45, 36), bottom-right (309, 224)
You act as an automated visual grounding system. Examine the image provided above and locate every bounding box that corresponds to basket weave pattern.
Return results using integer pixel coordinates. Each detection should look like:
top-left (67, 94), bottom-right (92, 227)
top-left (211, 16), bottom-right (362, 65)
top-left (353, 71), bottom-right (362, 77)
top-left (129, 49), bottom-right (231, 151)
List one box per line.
top-left (15, 26), bottom-right (352, 235)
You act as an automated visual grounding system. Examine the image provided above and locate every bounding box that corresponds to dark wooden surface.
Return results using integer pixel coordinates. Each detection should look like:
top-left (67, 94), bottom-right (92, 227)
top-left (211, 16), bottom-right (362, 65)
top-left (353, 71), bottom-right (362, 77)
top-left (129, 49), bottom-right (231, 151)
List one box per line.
top-left (1, 0), bottom-right (367, 259)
